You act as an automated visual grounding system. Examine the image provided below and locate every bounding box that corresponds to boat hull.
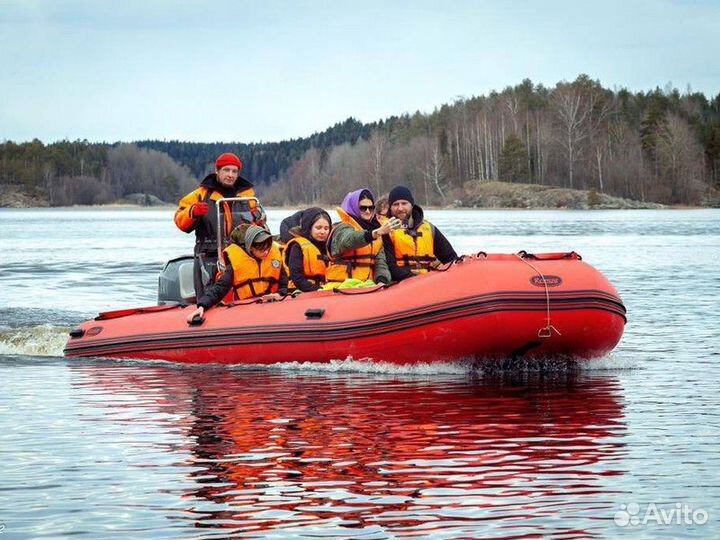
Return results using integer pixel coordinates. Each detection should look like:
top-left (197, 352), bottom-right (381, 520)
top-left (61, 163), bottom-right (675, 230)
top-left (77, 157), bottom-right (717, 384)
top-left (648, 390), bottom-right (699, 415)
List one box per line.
top-left (64, 253), bottom-right (627, 365)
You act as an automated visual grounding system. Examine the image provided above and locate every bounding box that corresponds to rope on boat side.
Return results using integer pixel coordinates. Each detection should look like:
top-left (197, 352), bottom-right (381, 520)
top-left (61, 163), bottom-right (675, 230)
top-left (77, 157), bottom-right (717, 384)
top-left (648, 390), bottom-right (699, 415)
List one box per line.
top-left (514, 253), bottom-right (562, 339)
top-left (436, 251), bottom-right (487, 272)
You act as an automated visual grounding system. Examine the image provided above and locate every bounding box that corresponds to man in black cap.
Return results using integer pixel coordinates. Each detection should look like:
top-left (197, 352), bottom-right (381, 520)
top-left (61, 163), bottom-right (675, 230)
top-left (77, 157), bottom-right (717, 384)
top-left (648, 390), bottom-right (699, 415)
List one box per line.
top-left (382, 185), bottom-right (458, 282)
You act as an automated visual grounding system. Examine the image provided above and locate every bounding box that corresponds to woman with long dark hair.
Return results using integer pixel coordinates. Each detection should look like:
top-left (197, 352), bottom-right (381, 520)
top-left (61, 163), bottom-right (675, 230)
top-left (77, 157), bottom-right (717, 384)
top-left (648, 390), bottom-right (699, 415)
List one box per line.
top-left (284, 207), bottom-right (332, 292)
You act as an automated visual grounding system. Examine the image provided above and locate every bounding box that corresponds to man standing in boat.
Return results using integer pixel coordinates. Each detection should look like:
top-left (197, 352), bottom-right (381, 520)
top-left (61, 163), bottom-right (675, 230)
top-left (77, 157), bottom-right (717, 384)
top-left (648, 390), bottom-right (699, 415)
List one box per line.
top-left (382, 185), bottom-right (458, 282)
top-left (174, 152), bottom-right (266, 298)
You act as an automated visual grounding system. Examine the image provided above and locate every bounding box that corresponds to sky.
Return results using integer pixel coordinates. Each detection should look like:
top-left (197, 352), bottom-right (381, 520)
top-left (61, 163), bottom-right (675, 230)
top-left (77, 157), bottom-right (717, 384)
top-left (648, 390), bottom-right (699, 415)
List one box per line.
top-left (1, 0), bottom-right (719, 144)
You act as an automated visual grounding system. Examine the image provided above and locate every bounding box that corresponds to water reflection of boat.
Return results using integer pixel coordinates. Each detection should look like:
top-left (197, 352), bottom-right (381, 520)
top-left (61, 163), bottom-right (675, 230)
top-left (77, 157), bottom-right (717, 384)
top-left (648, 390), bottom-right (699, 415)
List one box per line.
top-left (64, 252), bottom-right (626, 364)
top-left (74, 365), bottom-right (626, 537)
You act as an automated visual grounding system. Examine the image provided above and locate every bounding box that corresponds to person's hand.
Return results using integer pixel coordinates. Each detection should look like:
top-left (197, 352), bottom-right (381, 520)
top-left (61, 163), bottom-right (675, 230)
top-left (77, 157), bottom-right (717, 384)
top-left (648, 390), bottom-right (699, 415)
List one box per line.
top-left (192, 202), bottom-right (209, 217)
top-left (374, 217), bottom-right (402, 237)
top-left (187, 306), bottom-right (204, 323)
top-left (429, 259), bottom-right (442, 270)
top-left (263, 293), bottom-right (283, 301)
top-left (252, 207), bottom-right (267, 226)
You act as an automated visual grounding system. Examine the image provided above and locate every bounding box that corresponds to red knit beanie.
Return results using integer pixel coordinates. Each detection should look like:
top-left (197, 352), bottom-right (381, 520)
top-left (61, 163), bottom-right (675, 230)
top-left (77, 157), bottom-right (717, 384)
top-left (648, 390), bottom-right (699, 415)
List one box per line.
top-left (215, 152), bottom-right (243, 170)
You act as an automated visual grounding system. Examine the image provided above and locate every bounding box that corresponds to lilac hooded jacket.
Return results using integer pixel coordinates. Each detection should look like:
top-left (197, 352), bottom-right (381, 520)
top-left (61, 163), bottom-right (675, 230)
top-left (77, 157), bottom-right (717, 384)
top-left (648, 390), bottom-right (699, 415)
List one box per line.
top-left (340, 188), bottom-right (374, 222)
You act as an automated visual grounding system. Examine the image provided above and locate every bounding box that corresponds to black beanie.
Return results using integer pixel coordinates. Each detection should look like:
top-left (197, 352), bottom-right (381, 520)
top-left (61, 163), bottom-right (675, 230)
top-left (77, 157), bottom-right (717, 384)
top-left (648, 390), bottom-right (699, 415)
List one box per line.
top-left (388, 185), bottom-right (414, 207)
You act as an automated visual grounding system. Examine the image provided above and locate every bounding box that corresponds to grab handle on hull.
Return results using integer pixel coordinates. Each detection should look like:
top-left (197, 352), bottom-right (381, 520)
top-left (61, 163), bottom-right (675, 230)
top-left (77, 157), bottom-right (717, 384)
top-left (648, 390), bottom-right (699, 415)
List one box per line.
top-left (517, 250), bottom-right (582, 261)
top-left (189, 315), bottom-right (205, 326)
top-left (305, 308), bottom-right (325, 320)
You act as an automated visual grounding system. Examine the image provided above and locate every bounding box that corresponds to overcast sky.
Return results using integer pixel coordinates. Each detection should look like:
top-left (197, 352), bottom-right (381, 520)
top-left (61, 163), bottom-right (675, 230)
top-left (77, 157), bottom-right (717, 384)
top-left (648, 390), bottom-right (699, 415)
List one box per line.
top-left (1, 0), bottom-right (718, 144)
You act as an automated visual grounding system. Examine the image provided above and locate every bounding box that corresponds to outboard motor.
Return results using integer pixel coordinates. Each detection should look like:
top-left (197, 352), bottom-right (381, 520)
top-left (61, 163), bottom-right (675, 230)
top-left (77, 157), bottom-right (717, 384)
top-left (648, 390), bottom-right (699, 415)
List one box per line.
top-left (158, 255), bottom-right (196, 305)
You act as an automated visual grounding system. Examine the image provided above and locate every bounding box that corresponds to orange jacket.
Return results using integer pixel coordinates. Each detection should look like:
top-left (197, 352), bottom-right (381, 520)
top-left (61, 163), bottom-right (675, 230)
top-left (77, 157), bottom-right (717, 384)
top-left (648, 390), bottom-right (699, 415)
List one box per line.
top-left (326, 208), bottom-right (383, 283)
top-left (388, 220), bottom-right (436, 274)
top-left (283, 236), bottom-right (328, 291)
top-left (223, 243), bottom-right (283, 300)
top-left (174, 173), bottom-right (258, 255)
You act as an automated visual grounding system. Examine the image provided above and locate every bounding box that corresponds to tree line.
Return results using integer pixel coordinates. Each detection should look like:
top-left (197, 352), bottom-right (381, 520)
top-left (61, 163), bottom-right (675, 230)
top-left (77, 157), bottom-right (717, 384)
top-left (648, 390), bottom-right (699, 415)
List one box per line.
top-left (0, 140), bottom-right (196, 205)
top-left (0, 119), bottom-right (371, 206)
top-left (265, 75), bottom-right (720, 206)
top-left (1, 75), bottom-right (719, 207)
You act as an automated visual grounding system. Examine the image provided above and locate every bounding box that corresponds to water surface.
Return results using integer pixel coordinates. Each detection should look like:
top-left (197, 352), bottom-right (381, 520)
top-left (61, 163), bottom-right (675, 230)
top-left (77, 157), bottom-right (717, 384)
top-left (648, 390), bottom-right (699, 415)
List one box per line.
top-left (1, 208), bottom-right (719, 538)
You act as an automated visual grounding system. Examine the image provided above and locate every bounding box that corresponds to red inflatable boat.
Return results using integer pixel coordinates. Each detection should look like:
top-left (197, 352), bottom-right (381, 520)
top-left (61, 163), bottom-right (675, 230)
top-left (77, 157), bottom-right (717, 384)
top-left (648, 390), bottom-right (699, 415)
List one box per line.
top-left (64, 252), bottom-right (626, 365)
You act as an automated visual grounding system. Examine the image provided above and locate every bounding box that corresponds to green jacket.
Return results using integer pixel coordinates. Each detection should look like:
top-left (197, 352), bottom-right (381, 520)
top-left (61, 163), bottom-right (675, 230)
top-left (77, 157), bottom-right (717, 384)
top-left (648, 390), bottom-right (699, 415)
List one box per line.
top-left (329, 223), bottom-right (391, 284)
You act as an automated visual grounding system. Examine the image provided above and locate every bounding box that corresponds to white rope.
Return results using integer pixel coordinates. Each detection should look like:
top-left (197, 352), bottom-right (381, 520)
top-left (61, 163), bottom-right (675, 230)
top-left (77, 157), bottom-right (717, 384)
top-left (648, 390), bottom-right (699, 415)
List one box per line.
top-left (514, 254), bottom-right (562, 339)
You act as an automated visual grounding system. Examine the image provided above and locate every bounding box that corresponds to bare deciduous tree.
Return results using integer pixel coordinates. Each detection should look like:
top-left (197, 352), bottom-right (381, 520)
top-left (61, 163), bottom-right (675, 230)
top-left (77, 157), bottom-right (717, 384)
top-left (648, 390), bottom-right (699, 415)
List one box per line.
top-left (368, 130), bottom-right (388, 195)
top-left (551, 83), bottom-right (591, 188)
top-left (655, 113), bottom-right (706, 204)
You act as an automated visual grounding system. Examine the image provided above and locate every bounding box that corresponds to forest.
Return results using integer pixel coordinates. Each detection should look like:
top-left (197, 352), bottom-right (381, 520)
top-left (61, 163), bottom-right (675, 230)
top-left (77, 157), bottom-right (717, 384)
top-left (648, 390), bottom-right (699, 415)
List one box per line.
top-left (2, 75), bottom-right (719, 207)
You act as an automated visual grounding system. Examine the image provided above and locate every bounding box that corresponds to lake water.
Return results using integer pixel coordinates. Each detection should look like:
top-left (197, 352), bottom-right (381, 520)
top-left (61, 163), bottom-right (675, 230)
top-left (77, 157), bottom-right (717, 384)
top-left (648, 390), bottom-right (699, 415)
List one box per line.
top-left (1, 207), bottom-right (719, 539)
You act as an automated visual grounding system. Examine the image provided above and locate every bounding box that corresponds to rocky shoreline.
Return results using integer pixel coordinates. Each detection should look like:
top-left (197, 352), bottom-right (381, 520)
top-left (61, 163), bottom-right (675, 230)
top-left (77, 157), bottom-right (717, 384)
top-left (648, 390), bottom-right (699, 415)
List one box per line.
top-left (459, 181), bottom-right (667, 209)
top-left (0, 188), bottom-right (172, 209)
top-left (3, 181), bottom-right (716, 210)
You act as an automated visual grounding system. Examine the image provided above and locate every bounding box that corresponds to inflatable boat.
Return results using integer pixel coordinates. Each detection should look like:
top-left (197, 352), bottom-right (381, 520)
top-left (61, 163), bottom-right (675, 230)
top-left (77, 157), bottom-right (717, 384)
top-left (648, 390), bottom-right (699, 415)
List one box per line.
top-left (64, 251), bottom-right (626, 365)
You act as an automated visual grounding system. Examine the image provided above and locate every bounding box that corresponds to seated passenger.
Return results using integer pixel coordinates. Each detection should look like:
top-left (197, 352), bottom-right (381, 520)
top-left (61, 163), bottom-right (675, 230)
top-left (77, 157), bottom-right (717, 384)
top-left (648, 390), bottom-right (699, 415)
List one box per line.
top-left (375, 196), bottom-right (389, 218)
top-left (326, 188), bottom-right (402, 286)
top-left (284, 207), bottom-right (332, 292)
top-left (383, 185), bottom-right (458, 282)
top-left (186, 224), bottom-right (287, 322)
top-left (279, 208), bottom-right (305, 244)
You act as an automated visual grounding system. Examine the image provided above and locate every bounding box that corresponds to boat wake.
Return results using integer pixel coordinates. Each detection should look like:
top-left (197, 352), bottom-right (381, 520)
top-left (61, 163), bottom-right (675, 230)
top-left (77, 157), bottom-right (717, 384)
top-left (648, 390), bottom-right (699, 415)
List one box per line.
top-left (0, 325), bottom-right (70, 357)
top-left (471, 352), bottom-right (638, 372)
top-left (579, 352), bottom-right (639, 370)
top-left (248, 353), bottom-right (638, 375)
top-left (265, 357), bottom-right (476, 375)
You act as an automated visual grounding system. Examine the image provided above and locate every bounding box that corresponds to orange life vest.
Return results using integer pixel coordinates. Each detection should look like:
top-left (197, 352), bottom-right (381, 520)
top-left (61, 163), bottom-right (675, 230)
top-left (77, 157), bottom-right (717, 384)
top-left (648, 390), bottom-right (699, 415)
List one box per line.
top-left (206, 188), bottom-right (257, 239)
top-left (283, 236), bottom-right (328, 291)
top-left (174, 185), bottom-right (257, 238)
top-left (325, 208), bottom-right (383, 283)
top-left (223, 242), bottom-right (282, 300)
top-left (388, 220), bottom-right (436, 274)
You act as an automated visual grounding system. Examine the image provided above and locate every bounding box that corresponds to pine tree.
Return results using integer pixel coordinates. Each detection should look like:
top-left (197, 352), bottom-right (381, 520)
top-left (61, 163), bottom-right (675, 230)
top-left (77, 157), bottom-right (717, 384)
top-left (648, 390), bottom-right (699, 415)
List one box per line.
top-left (498, 134), bottom-right (529, 182)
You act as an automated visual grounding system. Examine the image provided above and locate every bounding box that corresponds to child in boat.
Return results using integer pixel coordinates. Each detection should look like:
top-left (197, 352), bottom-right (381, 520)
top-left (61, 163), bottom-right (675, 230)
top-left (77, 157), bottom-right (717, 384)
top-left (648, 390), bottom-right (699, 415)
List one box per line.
top-left (375, 196), bottom-right (389, 218)
top-left (186, 224), bottom-right (287, 322)
top-left (283, 207), bottom-right (332, 292)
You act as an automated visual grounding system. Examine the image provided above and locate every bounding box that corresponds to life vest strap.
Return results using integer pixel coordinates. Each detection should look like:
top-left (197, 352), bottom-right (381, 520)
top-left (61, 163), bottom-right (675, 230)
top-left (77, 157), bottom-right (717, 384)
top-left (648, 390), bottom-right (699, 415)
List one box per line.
top-left (399, 255), bottom-right (436, 270)
top-left (401, 255), bottom-right (436, 263)
top-left (234, 276), bottom-right (279, 297)
top-left (342, 254), bottom-right (377, 263)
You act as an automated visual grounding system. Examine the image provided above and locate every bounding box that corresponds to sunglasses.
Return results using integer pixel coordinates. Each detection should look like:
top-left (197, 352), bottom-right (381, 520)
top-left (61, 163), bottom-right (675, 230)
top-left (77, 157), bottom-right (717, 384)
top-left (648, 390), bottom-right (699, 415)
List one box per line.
top-left (359, 205), bottom-right (374, 212)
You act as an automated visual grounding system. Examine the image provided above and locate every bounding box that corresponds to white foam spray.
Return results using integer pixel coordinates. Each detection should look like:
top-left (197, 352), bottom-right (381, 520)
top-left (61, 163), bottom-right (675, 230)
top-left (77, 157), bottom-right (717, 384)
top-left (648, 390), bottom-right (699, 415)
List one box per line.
top-left (0, 325), bottom-right (70, 357)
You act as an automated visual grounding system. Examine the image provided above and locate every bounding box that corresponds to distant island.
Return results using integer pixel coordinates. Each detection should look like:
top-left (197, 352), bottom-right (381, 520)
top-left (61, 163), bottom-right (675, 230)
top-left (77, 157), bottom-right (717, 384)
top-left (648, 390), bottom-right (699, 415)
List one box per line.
top-left (1, 75), bottom-right (719, 209)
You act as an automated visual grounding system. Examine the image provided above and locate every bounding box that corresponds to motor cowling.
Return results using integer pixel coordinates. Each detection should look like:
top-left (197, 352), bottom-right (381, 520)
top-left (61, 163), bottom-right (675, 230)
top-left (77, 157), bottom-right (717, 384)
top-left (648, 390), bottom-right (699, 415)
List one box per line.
top-left (158, 255), bottom-right (196, 305)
